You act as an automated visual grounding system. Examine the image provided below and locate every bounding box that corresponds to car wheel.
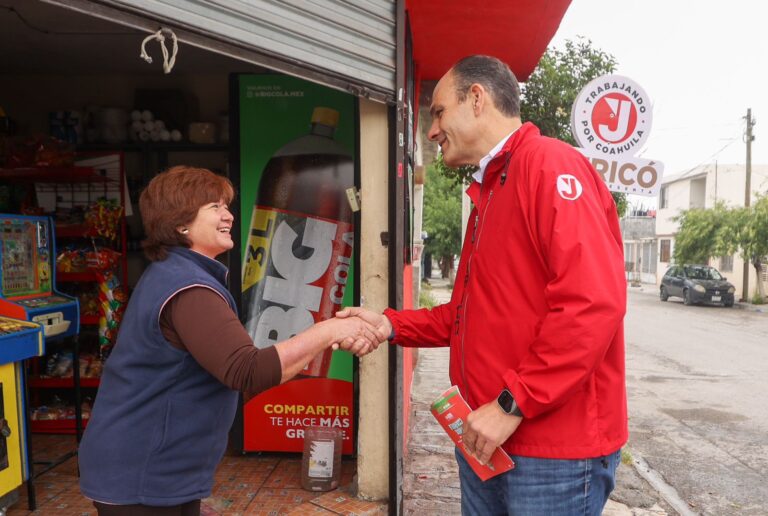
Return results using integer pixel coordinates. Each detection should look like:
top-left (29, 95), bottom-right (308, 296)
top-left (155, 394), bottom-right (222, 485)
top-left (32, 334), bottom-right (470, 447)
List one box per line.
top-left (660, 286), bottom-right (669, 301)
top-left (725, 299), bottom-right (734, 307)
top-left (683, 288), bottom-right (692, 306)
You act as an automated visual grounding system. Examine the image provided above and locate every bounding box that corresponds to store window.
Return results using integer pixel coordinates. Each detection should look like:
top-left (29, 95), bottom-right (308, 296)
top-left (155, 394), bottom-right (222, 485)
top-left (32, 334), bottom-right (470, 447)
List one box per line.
top-left (660, 239), bottom-right (671, 263)
top-left (659, 186), bottom-right (669, 209)
top-left (719, 255), bottom-right (733, 272)
top-left (689, 178), bottom-right (706, 208)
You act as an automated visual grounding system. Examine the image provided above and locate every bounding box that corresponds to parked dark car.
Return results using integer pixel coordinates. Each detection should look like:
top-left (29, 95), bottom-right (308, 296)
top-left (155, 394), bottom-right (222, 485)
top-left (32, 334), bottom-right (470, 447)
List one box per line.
top-left (660, 265), bottom-right (735, 306)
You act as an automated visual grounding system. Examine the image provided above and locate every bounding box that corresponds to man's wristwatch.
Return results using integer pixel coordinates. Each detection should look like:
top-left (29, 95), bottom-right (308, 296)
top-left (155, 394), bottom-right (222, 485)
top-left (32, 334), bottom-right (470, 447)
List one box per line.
top-left (497, 388), bottom-right (523, 417)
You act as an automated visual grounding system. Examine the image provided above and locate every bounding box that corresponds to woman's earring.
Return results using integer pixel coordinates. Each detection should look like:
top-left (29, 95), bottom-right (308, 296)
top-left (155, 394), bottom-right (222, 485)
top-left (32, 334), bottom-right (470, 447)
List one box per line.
top-left (180, 228), bottom-right (189, 234)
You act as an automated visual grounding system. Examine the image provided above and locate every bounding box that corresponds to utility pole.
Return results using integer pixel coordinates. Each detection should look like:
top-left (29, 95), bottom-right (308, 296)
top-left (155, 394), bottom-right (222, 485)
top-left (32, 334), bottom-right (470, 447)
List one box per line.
top-left (742, 108), bottom-right (755, 301)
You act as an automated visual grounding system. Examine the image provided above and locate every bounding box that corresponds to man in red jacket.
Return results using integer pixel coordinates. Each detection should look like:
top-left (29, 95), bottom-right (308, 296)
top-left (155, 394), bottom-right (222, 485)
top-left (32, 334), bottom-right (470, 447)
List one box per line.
top-left (339, 55), bottom-right (627, 515)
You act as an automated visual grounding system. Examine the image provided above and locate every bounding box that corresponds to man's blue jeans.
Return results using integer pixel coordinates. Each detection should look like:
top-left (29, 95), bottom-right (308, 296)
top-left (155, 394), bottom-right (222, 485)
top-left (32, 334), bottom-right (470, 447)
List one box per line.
top-left (455, 448), bottom-right (621, 515)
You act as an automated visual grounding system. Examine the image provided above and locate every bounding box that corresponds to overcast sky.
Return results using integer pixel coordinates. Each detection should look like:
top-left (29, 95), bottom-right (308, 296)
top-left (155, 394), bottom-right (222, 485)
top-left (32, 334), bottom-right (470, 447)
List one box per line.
top-left (549, 0), bottom-right (768, 180)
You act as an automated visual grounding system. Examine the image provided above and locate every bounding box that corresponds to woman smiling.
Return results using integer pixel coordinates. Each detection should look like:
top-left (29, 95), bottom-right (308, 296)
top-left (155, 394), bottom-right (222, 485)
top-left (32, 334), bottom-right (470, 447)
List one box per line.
top-left (77, 166), bottom-right (382, 516)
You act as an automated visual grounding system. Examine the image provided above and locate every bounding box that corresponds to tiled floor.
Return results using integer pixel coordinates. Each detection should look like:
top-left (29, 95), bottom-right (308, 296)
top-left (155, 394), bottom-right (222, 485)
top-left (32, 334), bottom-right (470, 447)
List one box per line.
top-left (5, 435), bottom-right (387, 515)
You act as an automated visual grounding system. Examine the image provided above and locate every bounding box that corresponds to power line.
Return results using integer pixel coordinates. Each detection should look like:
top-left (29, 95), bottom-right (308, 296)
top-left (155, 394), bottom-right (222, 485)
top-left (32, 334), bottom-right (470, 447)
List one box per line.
top-left (651, 122), bottom-right (742, 132)
top-left (658, 136), bottom-right (740, 195)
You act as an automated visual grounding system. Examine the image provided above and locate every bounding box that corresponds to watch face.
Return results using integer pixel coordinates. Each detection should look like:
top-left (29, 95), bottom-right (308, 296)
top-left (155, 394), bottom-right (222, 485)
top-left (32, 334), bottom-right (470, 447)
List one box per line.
top-left (498, 389), bottom-right (515, 413)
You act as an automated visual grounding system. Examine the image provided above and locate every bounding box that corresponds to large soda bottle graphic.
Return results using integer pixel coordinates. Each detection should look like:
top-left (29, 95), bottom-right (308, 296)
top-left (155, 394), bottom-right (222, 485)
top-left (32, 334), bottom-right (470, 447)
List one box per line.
top-left (242, 107), bottom-right (354, 377)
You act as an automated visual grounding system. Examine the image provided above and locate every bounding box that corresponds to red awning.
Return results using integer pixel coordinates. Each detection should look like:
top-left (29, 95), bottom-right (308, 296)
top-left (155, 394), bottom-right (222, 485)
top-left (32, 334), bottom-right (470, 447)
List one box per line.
top-left (407, 0), bottom-right (572, 82)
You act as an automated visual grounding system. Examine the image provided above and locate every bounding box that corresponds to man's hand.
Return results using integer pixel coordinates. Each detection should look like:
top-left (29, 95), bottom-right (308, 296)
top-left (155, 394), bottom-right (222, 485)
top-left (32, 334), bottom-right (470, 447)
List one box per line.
top-left (335, 307), bottom-right (393, 341)
top-left (462, 400), bottom-right (522, 465)
top-left (323, 316), bottom-right (384, 357)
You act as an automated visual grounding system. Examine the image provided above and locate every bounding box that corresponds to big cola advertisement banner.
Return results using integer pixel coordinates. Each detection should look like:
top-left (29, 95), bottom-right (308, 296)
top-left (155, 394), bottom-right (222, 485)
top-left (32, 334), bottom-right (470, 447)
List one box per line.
top-left (238, 74), bottom-right (357, 453)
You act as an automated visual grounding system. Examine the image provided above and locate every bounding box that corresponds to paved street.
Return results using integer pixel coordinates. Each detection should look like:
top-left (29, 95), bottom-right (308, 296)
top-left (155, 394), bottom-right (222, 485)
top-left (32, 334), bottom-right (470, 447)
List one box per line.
top-left (624, 288), bottom-right (768, 515)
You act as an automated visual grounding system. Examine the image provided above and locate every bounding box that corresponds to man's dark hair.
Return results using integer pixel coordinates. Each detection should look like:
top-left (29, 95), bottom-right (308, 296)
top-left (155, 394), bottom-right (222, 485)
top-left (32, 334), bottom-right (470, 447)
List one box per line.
top-left (451, 55), bottom-right (520, 117)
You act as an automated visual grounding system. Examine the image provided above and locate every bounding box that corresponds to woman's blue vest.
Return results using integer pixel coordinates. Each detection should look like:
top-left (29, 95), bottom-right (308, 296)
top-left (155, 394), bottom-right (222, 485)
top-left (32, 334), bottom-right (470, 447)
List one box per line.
top-left (79, 247), bottom-right (239, 506)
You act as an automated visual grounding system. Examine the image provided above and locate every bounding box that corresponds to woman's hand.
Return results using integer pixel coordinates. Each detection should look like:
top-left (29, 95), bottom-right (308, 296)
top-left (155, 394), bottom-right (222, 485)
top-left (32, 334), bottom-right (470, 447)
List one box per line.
top-left (335, 307), bottom-right (392, 340)
top-left (324, 316), bottom-right (386, 357)
top-left (274, 314), bottom-right (386, 383)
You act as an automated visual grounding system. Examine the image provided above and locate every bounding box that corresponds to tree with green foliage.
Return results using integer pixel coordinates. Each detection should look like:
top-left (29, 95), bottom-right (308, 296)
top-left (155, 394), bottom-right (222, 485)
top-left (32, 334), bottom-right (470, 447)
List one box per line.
top-left (672, 202), bottom-right (734, 264)
top-left (673, 197), bottom-right (768, 300)
top-left (735, 195), bottom-right (768, 300)
top-left (521, 37), bottom-right (627, 217)
top-left (422, 161), bottom-right (463, 278)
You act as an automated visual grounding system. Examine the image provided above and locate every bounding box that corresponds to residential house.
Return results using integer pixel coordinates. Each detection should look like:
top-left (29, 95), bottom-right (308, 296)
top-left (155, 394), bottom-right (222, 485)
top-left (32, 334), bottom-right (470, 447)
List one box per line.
top-left (621, 209), bottom-right (657, 285)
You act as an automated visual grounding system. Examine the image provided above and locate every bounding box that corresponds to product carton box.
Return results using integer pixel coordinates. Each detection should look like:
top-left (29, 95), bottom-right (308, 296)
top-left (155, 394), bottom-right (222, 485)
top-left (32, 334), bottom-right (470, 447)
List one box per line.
top-left (430, 385), bottom-right (515, 481)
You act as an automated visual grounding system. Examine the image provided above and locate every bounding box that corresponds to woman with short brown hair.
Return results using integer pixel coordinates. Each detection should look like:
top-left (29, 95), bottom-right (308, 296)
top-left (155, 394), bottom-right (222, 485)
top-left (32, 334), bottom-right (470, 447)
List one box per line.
top-left (139, 166), bottom-right (234, 261)
top-left (78, 166), bottom-right (382, 516)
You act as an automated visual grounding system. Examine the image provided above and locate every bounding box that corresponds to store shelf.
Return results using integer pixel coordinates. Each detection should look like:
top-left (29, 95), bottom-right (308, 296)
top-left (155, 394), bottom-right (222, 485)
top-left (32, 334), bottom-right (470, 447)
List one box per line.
top-left (30, 418), bottom-right (89, 434)
top-left (78, 142), bottom-right (229, 152)
top-left (80, 314), bottom-right (99, 325)
top-left (0, 166), bottom-right (112, 183)
top-left (57, 271), bottom-right (99, 282)
top-left (28, 377), bottom-right (100, 388)
top-left (55, 224), bottom-right (88, 238)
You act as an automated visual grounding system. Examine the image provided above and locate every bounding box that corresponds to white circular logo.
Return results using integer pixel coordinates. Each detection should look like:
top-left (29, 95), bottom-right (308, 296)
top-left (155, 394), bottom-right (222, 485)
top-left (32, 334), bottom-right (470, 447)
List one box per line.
top-left (571, 75), bottom-right (652, 156)
top-left (556, 174), bottom-right (582, 200)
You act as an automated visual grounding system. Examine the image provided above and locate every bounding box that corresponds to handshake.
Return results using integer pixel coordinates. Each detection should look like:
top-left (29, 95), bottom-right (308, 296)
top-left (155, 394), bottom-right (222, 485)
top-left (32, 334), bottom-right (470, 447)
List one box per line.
top-left (327, 307), bottom-right (391, 357)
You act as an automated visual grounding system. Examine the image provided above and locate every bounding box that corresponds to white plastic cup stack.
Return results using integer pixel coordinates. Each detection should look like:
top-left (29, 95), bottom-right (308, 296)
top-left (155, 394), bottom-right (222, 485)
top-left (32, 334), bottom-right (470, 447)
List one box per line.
top-left (129, 109), bottom-right (179, 142)
top-left (129, 120), bottom-right (144, 141)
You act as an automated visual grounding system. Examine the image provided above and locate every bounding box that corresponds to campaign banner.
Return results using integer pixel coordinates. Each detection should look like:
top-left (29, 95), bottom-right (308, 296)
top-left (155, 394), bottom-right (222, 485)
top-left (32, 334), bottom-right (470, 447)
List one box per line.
top-left (571, 74), bottom-right (664, 197)
top-left (577, 148), bottom-right (664, 197)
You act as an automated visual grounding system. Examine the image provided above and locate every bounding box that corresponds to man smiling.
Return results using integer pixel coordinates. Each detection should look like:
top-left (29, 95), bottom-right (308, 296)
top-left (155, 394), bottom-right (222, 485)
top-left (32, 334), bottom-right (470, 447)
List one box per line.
top-left (340, 55), bottom-right (628, 515)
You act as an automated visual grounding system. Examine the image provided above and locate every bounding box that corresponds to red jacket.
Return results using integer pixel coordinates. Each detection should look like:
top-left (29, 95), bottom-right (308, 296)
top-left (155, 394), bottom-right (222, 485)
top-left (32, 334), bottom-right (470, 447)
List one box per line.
top-left (386, 123), bottom-right (627, 459)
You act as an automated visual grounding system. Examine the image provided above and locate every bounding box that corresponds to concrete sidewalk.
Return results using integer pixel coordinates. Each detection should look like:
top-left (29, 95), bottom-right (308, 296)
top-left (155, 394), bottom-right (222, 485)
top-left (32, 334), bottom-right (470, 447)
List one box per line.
top-left (402, 277), bottom-right (669, 516)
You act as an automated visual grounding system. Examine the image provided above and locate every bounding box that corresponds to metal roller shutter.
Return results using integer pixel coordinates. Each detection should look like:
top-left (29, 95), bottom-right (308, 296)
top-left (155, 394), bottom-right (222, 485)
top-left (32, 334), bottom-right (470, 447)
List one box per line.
top-left (42, 0), bottom-right (397, 103)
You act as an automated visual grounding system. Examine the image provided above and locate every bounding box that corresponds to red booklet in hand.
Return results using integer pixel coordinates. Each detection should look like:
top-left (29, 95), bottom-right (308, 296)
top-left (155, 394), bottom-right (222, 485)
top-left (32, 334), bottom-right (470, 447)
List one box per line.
top-left (430, 385), bottom-right (515, 481)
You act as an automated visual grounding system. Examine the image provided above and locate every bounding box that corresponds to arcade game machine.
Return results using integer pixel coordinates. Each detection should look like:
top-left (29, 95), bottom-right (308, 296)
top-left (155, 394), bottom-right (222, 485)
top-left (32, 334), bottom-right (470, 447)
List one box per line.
top-left (0, 316), bottom-right (43, 513)
top-left (0, 214), bottom-right (79, 510)
top-left (0, 215), bottom-right (79, 340)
